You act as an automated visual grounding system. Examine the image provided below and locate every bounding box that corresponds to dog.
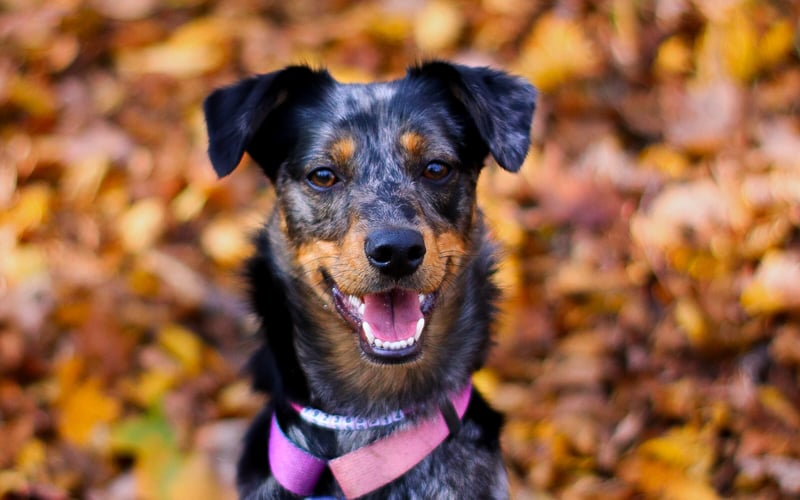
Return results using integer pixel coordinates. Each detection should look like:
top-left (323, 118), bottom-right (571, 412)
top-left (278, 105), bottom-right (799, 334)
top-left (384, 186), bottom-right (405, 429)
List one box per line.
top-left (203, 61), bottom-right (536, 499)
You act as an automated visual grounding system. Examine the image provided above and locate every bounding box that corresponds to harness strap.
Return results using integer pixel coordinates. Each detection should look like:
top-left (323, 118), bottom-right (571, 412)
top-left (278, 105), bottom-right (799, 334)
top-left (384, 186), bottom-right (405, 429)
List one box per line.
top-left (269, 414), bottom-right (327, 496)
top-left (439, 398), bottom-right (461, 436)
top-left (269, 384), bottom-right (472, 499)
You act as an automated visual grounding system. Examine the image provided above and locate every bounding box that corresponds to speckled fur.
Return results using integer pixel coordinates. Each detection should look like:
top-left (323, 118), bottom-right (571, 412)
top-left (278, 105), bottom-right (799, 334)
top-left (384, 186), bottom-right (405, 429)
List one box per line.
top-left (203, 62), bottom-right (536, 499)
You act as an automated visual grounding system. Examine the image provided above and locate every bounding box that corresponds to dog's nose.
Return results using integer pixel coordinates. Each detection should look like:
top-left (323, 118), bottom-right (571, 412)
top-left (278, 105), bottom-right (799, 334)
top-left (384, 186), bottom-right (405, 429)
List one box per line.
top-left (365, 228), bottom-right (426, 278)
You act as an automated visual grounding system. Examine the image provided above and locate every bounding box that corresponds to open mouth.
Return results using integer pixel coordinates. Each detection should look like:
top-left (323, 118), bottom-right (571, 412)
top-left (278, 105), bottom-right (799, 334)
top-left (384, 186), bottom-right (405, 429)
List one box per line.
top-left (328, 279), bottom-right (437, 363)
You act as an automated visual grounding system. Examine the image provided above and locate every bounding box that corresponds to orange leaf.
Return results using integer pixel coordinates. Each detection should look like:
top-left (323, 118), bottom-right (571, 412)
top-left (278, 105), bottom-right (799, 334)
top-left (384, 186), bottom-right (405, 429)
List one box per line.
top-left (57, 378), bottom-right (120, 448)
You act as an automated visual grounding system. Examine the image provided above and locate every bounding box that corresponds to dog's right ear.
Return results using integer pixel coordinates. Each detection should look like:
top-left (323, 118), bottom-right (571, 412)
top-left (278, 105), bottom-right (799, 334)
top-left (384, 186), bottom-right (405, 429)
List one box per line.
top-left (203, 66), bottom-right (334, 179)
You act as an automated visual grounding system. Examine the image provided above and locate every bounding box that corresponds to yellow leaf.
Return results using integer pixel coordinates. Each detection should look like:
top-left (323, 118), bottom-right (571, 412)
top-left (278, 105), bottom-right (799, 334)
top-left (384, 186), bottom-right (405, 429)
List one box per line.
top-left (741, 251), bottom-right (800, 314)
top-left (740, 281), bottom-right (784, 315)
top-left (327, 66), bottom-right (375, 85)
top-left (503, 419), bottom-right (537, 444)
top-left (639, 143), bottom-right (690, 178)
top-left (759, 20), bottom-right (795, 69)
top-left (528, 421), bottom-right (572, 469)
top-left (518, 14), bottom-right (599, 92)
top-left (54, 357), bottom-right (83, 397)
top-left (413, 0), bottom-right (464, 52)
top-left (110, 411), bottom-right (185, 499)
top-left (2, 183), bottom-right (52, 235)
top-left (481, 194), bottom-right (525, 250)
top-left (128, 267), bottom-right (161, 297)
top-left (0, 470), bottom-right (28, 497)
top-left (610, 0), bottom-right (639, 68)
top-left (62, 154), bottom-right (109, 206)
top-left (6, 74), bottom-right (57, 118)
top-left (159, 324), bottom-right (203, 375)
top-left (693, 17), bottom-right (729, 81)
top-left (118, 197), bottom-right (166, 253)
top-left (654, 36), bottom-right (693, 77)
top-left (623, 425), bottom-right (720, 500)
top-left (758, 386), bottom-right (800, 428)
top-left (722, 9), bottom-right (759, 82)
top-left (639, 426), bottom-right (715, 477)
top-left (57, 378), bottom-right (120, 448)
top-left (675, 299), bottom-right (708, 346)
top-left (365, 9), bottom-right (412, 44)
top-left (134, 440), bottom-right (183, 500)
top-left (472, 369), bottom-right (500, 399)
top-left (168, 453), bottom-right (229, 500)
top-left (217, 380), bottom-right (261, 415)
top-left (128, 369), bottom-right (178, 407)
top-left (686, 252), bottom-right (723, 281)
top-left (200, 216), bottom-right (252, 267)
top-left (739, 216), bottom-right (791, 259)
top-left (1, 245), bottom-right (48, 287)
top-left (171, 185), bottom-right (208, 223)
top-left (496, 252), bottom-right (521, 295)
top-left (620, 456), bottom-right (719, 500)
top-left (115, 17), bottom-right (231, 77)
top-left (15, 439), bottom-right (46, 476)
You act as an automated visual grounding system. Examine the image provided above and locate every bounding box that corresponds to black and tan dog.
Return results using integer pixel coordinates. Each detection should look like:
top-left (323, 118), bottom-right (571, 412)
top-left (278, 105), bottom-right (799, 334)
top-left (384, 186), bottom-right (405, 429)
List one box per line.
top-left (203, 61), bottom-right (536, 499)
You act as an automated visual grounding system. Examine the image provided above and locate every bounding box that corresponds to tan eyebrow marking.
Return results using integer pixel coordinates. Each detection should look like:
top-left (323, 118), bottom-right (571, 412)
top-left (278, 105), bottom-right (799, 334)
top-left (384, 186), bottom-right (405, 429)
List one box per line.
top-left (329, 136), bottom-right (356, 163)
top-left (400, 131), bottom-right (425, 156)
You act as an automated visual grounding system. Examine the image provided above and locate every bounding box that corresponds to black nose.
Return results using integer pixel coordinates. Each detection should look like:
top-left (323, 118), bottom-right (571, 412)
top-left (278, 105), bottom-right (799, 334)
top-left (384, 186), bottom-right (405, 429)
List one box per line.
top-left (365, 228), bottom-right (426, 278)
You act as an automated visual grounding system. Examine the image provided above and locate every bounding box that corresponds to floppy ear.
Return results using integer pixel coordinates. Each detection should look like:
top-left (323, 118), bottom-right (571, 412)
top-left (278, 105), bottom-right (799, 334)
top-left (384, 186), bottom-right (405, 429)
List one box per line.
top-left (203, 66), bottom-right (334, 179)
top-left (408, 62), bottom-right (537, 172)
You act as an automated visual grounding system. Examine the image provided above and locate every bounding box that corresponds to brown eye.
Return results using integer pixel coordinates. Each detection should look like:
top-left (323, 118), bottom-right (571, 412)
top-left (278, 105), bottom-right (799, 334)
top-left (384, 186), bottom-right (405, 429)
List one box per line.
top-left (307, 168), bottom-right (338, 190)
top-left (421, 162), bottom-right (451, 182)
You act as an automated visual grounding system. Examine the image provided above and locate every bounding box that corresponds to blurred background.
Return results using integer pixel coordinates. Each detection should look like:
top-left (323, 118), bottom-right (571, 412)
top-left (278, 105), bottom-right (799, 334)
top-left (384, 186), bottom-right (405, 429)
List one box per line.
top-left (2, 0), bottom-right (800, 498)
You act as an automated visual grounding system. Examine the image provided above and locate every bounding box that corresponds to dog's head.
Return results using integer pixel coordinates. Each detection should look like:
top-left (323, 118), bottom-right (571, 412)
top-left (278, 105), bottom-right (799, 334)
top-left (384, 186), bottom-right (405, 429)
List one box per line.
top-left (204, 62), bottom-right (536, 409)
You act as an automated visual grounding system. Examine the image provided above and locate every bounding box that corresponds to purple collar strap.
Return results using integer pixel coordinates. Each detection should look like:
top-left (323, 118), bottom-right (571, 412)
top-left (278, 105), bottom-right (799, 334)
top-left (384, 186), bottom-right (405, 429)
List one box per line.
top-left (269, 383), bottom-right (473, 499)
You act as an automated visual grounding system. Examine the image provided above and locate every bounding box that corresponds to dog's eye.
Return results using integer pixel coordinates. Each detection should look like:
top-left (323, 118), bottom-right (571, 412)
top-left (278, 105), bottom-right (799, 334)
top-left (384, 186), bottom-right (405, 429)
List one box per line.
top-left (421, 162), bottom-right (451, 182)
top-left (307, 168), bottom-right (339, 190)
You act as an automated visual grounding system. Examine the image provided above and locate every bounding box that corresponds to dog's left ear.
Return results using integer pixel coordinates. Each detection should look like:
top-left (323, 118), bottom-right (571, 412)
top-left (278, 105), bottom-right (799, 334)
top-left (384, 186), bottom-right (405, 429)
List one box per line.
top-left (409, 62), bottom-right (537, 173)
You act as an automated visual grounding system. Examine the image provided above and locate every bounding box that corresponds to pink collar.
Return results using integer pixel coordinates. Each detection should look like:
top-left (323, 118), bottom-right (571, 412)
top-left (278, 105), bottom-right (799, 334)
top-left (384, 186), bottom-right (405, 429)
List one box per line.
top-left (269, 383), bottom-right (472, 499)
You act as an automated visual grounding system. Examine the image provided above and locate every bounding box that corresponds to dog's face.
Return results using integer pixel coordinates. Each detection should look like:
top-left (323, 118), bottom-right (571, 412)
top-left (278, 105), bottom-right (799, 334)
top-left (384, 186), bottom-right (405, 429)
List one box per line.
top-left (204, 63), bottom-right (536, 409)
top-left (273, 83), bottom-right (480, 364)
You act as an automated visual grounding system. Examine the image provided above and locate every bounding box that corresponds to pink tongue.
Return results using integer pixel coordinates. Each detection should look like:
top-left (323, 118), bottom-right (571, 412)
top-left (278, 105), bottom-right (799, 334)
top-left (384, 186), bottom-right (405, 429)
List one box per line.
top-left (362, 289), bottom-right (422, 342)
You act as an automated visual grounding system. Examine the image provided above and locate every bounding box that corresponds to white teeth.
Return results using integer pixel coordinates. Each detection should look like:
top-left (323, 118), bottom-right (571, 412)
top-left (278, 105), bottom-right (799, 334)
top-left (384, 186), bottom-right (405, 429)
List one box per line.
top-left (348, 295), bottom-right (362, 309)
top-left (362, 321), bottom-right (375, 343)
top-left (346, 295), bottom-right (365, 317)
top-left (384, 340), bottom-right (406, 350)
top-left (362, 320), bottom-right (422, 351)
top-left (418, 294), bottom-right (425, 305)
